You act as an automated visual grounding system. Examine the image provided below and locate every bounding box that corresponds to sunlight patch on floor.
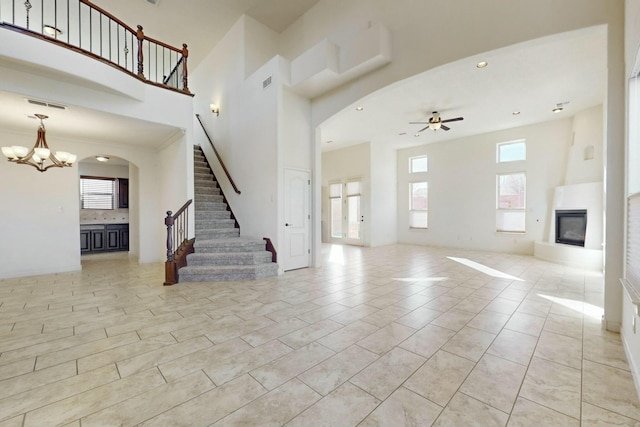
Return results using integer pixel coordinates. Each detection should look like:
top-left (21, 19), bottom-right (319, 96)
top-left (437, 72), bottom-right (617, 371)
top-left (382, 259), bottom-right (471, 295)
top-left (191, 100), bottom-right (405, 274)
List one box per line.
top-left (538, 294), bottom-right (604, 320)
top-left (447, 257), bottom-right (524, 281)
top-left (392, 277), bottom-right (449, 283)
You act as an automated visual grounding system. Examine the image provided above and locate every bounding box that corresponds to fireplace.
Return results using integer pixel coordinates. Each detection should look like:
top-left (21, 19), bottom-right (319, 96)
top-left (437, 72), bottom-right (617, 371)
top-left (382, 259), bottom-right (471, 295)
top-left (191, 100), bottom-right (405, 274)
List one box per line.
top-left (555, 209), bottom-right (587, 247)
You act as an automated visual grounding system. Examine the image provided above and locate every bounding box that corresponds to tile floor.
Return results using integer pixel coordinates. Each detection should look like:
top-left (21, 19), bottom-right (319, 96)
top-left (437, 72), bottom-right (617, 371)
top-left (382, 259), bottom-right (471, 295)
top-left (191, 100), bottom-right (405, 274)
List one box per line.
top-left (0, 244), bottom-right (639, 426)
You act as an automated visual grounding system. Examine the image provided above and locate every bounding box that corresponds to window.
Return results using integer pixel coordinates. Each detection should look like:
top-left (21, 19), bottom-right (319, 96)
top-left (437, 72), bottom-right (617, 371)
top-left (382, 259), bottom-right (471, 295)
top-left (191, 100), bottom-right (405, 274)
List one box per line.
top-left (80, 177), bottom-right (116, 209)
top-left (410, 182), bottom-right (428, 228)
top-left (497, 140), bottom-right (526, 163)
top-left (410, 155), bottom-right (428, 173)
top-left (496, 173), bottom-right (526, 232)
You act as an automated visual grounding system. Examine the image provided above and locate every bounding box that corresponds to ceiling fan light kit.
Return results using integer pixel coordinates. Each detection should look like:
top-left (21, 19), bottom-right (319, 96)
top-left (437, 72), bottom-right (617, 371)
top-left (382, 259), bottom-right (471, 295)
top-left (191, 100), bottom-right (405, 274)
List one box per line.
top-left (410, 111), bottom-right (464, 133)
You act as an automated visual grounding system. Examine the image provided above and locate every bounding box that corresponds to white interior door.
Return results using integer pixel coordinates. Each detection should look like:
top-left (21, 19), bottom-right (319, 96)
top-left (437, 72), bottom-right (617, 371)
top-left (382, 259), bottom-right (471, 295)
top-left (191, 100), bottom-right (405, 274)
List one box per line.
top-left (283, 168), bottom-right (310, 271)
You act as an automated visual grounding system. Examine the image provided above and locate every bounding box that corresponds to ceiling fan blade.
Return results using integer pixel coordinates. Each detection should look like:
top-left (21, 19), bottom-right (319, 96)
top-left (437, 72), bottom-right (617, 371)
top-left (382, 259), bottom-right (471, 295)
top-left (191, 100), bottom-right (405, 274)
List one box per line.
top-left (441, 117), bottom-right (464, 123)
top-left (417, 125), bottom-right (430, 133)
top-left (441, 124), bottom-right (451, 131)
top-left (409, 122), bottom-right (429, 124)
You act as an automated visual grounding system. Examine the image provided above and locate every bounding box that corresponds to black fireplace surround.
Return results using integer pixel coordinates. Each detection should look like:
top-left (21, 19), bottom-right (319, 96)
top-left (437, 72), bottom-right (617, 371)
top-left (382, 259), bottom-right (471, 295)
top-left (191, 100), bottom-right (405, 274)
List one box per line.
top-left (555, 209), bottom-right (587, 247)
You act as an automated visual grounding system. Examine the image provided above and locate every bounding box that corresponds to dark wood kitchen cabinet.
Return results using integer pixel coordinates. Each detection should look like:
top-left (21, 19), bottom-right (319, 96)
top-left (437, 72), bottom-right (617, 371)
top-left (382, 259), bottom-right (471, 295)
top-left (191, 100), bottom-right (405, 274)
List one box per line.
top-left (81, 224), bottom-right (128, 253)
top-left (118, 178), bottom-right (129, 208)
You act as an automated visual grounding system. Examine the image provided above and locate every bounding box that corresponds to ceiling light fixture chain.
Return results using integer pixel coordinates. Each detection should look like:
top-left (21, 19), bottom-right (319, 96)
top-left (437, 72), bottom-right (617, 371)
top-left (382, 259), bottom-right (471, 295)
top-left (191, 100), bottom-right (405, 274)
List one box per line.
top-left (1, 114), bottom-right (77, 172)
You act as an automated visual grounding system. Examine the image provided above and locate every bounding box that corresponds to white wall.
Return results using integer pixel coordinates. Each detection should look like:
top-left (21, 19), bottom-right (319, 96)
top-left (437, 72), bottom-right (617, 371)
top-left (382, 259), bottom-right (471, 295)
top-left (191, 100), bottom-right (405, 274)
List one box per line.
top-left (397, 118), bottom-right (573, 255)
top-left (564, 105), bottom-right (604, 185)
top-left (370, 142), bottom-right (397, 247)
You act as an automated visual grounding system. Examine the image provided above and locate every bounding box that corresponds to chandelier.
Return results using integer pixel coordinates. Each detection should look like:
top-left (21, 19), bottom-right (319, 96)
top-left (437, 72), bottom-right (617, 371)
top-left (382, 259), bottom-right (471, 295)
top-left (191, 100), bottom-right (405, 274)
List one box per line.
top-left (1, 114), bottom-right (76, 172)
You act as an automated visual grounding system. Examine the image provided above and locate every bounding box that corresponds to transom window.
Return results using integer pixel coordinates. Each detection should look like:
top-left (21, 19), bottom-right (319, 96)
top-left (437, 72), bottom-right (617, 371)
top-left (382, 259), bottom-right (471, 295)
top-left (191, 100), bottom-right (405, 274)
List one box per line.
top-left (409, 155), bottom-right (428, 173)
top-left (497, 140), bottom-right (526, 163)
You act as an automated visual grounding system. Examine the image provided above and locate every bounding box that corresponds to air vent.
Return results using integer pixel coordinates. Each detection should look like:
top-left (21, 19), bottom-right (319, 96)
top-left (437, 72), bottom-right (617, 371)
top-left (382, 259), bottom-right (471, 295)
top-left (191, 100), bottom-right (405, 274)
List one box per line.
top-left (263, 76), bottom-right (272, 89)
top-left (26, 98), bottom-right (67, 110)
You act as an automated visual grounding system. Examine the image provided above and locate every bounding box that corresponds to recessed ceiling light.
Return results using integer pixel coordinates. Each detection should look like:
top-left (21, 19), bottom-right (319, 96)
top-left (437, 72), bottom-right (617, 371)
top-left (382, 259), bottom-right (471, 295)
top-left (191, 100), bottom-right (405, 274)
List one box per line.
top-left (355, 106), bottom-right (364, 111)
top-left (398, 132), bottom-right (407, 136)
top-left (512, 111), bottom-right (521, 115)
top-left (325, 140), bottom-right (333, 144)
top-left (414, 133), bottom-right (420, 137)
top-left (95, 156), bottom-right (110, 162)
top-left (476, 61), bottom-right (488, 68)
top-left (552, 105), bottom-right (563, 113)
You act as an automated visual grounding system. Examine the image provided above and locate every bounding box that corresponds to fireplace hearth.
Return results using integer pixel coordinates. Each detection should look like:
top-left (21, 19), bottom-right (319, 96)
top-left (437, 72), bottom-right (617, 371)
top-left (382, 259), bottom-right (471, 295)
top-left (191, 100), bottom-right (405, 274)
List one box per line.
top-left (555, 209), bottom-right (587, 247)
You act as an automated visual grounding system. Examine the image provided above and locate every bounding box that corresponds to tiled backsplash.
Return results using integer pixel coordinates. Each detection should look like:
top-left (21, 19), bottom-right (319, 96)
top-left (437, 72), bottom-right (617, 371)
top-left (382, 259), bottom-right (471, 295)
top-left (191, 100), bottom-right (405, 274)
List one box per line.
top-left (80, 209), bottom-right (129, 224)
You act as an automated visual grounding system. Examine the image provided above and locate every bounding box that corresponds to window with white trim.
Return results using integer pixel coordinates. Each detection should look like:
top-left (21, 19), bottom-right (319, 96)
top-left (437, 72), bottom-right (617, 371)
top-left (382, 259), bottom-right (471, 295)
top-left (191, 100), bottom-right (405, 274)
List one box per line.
top-left (80, 177), bottom-right (115, 209)
top-left (496, 172), bottom-right (526, 232)
top-left (410, 155), bottom-right (428, 173)
top-left (410, 181), bottom-right (428, 228)
top-left (497, 140), bottom-right (526, 163)
top-left (329, 183), bottom-right (343, 238)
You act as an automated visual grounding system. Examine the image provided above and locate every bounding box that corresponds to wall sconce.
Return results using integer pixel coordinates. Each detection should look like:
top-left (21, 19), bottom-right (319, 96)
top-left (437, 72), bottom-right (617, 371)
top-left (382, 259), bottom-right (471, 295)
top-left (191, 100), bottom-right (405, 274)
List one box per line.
top-left (210, 104), bottom-right (219, 116)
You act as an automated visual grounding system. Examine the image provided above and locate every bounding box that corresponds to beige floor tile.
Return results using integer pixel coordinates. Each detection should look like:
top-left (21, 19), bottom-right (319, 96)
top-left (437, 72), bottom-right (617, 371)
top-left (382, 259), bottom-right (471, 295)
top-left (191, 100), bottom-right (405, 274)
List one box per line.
top-left (581, 402), bottom-right (640, 427)
top-left (394, 293), bottom-right (437, 310)
top-left (330, 305), bottom-right (380, 325)
top-left (430, 309), bottom-right (476, 331)
top-left (519, 357), bottom-right (581, 419)
top-left (404, 350), bottom-right (475, 407)
top-left (351, 347), bottom-right (426, 400)
top-left (486, 329), bottom-right (537, 366)
top-left (504, 312), bottom-right (546, 337)
top-left (432, 392), bottom-right (508, 427)
top-left (442, 326), bottom-right (496, 362)
top-left (266, 301), bottom-right (322, 322)
top-left (135, 313), bottom-right (213, 339)
top-left (0, 364), bottom-right (119, 423)
top-left (205, 315), bottom-right (276, 343)
top-left (241, 317), bottom-right (309, 347)
top-left (453, 297), bottom-right (492, 314)
top-left (249, 342), bottom-right (334, 390)
top-left (159, 337), bottom-right (252, 381)
top-left (116, 335), bottom-right (213, 377)
top-left (81, 370), bottom-right (214, 426)
top-left (534, 330), bottom-right (582, 369)
top-left (395, 306), bottom-right (443, 329)
top-left (0, 415), bottom-right (23, 427)
top-left (204, 339), bottom-right (293, 385)
top-left (359, 386), bottom-right (442, 427)
top-left (507, 397), bottom-right (579, 427)
top-left (583, 333), bottom-right (630, 371)
top-left (0, 360), bottom-right (76, 401)
top-left (215, 378), bottom-right (320, 426)
top-left (317, 320), bottom-right (379, 352)
top-left (425, 295), bottom-right (463, 312)
top-left (360, 305), bottom-right (412, 328)
top-left (286, 381), bottom-right (379, 427)
top-left (279, 318), bottom-right (344, 349)
top-left (460, 354), bottom-right (527, 413)
top-left (484, 298), bottom-right (520, 315)
top-left (138, 374), bottom-right (267, 427)
top-left (0, 357), bottom-right (35, 381)
top-left (294, 302), bottom-right (350, 323)
top-left (467, 310), bottom-right (510, 334)
top-left (543, 313), bottom-right (583, 339)
top-left (105, 311), bottom-right (183, 337)
top-left (356, 322), bottom-right (416, 355)
top-left (399, 324), bottom-right (457, 359)
top-left (582, 360), bottom-right (640, 421)
top-left (515, 299), bottom-right (551, 318)
top-left (23, 367), bottom-right (165, 426)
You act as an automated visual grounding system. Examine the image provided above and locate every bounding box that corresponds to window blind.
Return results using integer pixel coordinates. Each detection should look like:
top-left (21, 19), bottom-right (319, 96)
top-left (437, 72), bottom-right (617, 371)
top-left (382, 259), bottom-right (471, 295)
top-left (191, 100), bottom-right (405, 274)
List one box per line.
top-left (627, 193), bottom-right (640, 289)
top-left (80, 177), bottom-right (115, 209)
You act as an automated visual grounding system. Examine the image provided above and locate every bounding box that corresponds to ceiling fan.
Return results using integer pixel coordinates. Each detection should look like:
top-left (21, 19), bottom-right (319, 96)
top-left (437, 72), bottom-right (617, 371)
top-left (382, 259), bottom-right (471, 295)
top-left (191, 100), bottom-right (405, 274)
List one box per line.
top-left (410, 111), bottom-right (464, 132)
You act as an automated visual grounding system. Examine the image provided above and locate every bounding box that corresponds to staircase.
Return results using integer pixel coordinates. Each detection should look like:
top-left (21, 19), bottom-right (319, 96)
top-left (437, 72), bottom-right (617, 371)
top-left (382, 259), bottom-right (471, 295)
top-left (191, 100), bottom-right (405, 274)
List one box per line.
top-left (178, 146), bottom-right (279, 282)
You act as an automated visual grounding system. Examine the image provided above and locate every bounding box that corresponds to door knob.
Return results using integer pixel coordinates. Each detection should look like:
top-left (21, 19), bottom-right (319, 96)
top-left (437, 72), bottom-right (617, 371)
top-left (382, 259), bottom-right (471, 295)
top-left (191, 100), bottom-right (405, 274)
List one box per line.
top-left (285, 223), bottom-right (291, 227)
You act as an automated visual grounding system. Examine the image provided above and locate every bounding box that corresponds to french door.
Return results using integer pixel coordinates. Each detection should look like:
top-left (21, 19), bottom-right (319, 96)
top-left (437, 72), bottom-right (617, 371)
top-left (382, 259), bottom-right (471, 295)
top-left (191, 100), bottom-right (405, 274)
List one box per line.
top-left (329, 179), bottom-right (363, 246)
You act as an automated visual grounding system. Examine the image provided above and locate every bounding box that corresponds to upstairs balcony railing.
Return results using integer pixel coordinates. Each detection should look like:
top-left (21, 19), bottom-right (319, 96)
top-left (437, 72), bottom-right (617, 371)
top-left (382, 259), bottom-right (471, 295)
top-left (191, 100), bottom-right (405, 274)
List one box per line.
top-left (0, 0), bottom-right (191, 95)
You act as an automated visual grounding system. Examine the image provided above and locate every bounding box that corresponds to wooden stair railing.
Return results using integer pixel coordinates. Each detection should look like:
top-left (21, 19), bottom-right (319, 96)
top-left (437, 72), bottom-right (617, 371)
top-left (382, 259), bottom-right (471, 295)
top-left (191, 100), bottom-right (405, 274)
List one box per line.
top-left (1, 0), bottom-right (191, 95)
top-left (195, 114), bottom-right (241, 195)
top-left (164, 199), bottom-right (194, 286)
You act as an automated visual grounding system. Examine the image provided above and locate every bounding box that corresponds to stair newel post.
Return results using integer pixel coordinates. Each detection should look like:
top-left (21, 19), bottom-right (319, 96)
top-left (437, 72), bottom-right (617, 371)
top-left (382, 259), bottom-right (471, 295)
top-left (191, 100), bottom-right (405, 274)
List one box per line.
top-left (136, 25), bottom-right (145, 78)
top-left (164, 210), bottom-right (177, 286)
top-left (181, 43), bottom-right (190, 93)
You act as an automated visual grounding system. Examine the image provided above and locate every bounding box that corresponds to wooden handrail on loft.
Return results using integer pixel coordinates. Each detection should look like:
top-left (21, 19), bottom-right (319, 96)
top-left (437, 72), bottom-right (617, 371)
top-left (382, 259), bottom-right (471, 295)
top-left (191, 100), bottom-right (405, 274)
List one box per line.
top-left (164, 199), bottom-right (194, 286)
top-left (195, 113), bottom-right (241, 195)
top-left (0, 0), bottom-right (192, 96)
